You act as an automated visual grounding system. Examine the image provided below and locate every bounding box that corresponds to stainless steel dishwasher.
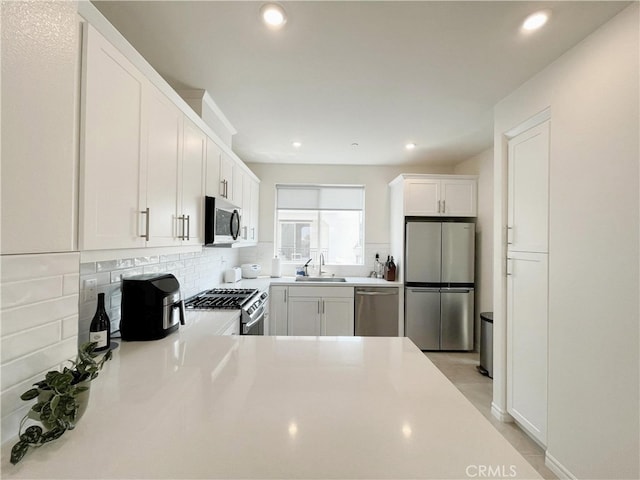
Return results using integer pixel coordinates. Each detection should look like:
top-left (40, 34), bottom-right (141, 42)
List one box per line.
top-left (354, 287), bottom-right (399, 336)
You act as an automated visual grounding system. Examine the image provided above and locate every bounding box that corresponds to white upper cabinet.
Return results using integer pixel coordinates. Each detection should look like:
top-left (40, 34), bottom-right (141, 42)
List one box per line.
top-left (231, 161), bottom-right (244, 208)
top-left (143, 84), bottom-right (182, 248)
top-left (81, 26), bottom-right (210, 250)
top-left (440, 179), bottom-right (477, 216)
top-left (220, 153), bottom-right (234, 201)
top-left (391, 174), bottom-right (477, 218)
top-left (80, 24), bottom-right (147, 250)
top-left (180, 117), bottom-right (206, 245)
top-left (240, 174), bottom-right (260, 245)
top-left (250, 179), bottom-right (260, 243)
top-left (205, 137), bottom-right (222, 198)
top-left (404, 178), bottom-right (441, 216)
top-left (80, 24), bottom-right (259, 251)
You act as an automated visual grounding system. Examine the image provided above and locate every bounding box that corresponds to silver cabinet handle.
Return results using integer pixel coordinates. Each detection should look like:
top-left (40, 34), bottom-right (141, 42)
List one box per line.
top-left (442, 200), bottom-right (446, 214)
top-left (317, 300), bottom-right (321, 314)
top-left (140, 208), bottom-right (150, 240)
top-left (185, 215), bottom-right (190, 241)
top-left (220, 180), bottom-right (226, 197)
top-left (284, 290), bottom-right (287, 303)
top-left (251, 227), bottom-right (255, 240)
top-left (177, 215), bottom-right (185, 240)
top-left (225, 179), bottom-right (229, 198)
top-left (437, 200), bottom-right (441, 213)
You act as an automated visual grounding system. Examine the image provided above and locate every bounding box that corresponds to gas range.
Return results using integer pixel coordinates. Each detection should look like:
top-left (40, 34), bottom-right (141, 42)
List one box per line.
top-left (185, 288), bottom-right (258, 310)
top-left (185, 287), bottom-right (268, 335)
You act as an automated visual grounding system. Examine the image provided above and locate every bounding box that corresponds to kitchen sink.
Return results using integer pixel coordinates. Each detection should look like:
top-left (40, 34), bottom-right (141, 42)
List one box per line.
top-left (295, 277), bottom-right (347, 282)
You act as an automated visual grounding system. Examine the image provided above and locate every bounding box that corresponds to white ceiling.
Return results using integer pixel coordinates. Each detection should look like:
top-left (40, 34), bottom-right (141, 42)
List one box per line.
top-left (93, 1), bottom-right (629, 167)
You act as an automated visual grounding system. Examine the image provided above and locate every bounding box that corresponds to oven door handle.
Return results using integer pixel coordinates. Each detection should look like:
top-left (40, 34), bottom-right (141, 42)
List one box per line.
top-left (244, 315), bottom-right (263, 330)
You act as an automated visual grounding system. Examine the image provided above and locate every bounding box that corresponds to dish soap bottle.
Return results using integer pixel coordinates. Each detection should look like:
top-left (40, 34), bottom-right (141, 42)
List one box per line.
top-left (386, 256), bottom-right (397, 281)
top-left (90, 293), bottom-right (111, 352)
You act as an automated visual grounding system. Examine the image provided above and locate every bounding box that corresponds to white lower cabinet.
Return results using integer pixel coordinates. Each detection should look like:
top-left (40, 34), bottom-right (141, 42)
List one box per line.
top-left (287, 286), bottom-right (354, 336)
top-left (506, 251), bottom-right (548, 446)
top-left (269, 286), bottom-right (289, 335)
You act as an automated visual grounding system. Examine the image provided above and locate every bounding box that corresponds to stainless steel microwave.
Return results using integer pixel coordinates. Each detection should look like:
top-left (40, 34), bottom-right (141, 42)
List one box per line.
top-left (204, 196), bottom-right (241, 245)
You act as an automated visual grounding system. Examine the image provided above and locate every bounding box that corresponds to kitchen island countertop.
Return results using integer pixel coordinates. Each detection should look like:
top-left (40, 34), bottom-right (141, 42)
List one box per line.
top-left (1, 315), bottom-right (540, 479)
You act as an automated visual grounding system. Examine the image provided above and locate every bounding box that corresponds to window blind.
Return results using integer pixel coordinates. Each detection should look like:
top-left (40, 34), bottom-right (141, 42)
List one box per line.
top-left (276, 184), bottom-right (364, 211)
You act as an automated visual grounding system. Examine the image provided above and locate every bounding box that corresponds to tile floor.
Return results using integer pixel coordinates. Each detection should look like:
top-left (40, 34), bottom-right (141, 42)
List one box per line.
top-left (425, 352), bottom-right (558, 480)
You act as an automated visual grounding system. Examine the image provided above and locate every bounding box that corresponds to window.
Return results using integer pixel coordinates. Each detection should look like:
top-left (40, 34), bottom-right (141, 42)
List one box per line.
top-left (275, 185), bottom-right (364, 265)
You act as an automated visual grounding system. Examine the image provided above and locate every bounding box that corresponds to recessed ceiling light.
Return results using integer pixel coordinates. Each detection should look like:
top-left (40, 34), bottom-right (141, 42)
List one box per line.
top-left (405, 143), bottom-right (416, 150)
top-left (261, 3), bottom-right (287, 29)
top-left (351, 142), bottom-right (359, 147)
top-left (522, 10), bottom-right (550, 32)
top-left (292, 141), bottom-right (301, 148)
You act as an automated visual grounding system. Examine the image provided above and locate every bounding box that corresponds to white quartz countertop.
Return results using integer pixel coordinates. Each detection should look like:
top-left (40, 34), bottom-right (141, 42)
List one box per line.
top-left (2, 318), bottom-right (540, 479)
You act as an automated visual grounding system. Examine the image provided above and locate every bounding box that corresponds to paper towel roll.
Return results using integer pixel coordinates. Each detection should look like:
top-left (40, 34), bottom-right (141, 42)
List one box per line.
top-left (271, 257), bottom-right (281, 278)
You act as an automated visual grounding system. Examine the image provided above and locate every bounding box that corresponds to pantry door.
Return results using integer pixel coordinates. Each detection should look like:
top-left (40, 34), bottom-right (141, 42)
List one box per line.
top-left (506, 118), bottom-right (550, 447)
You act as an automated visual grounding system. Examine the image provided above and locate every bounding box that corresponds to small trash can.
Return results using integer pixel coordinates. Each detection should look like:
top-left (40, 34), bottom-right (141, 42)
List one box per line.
top-left (478, 312), bottom-right (493, 378)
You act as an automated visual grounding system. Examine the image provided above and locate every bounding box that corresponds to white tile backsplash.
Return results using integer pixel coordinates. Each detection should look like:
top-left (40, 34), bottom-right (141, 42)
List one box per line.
top-left (241, 241), bottom-right (391, 278)
top-left (77, 247), bottom-right (239, 343)
top-left (1, 252), bottom-right (80, 442)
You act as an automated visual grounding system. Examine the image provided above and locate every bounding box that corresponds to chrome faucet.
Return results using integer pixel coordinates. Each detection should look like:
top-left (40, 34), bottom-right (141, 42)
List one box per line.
top-left (319, 253), bottom-right (326, 275)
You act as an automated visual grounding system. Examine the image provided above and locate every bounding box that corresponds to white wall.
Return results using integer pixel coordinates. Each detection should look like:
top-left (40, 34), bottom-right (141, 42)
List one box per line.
top-left (243, 163), bottom-right (453, 276)
top-left (454, 148), bottom-right (493, 349)
top-left (493, 5), bottom-right (639, 478)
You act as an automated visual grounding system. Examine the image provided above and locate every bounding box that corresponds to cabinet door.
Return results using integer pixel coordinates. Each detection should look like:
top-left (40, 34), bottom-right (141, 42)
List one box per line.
top-left (287, 297), bottom-right (321, 336)
top-left (404, 179), bottom-right (440, 216)
top-left (219, 153), bottom-right (234, 200)
top-left (241, 174), bottom-right (252, 242)
top-left (322, 297), bottom-right (354, 336)
top-left (250, 180), bottom-right (260, 242)
top-left (231, 163), bottom-right (244, 208)
top-left (441, 179), bottom-right (477, 217)
top-left (205, 137), bottom-right (221, 197)
top-left (269, 286), bottom-right (288, 335)
top-left (507, 252), bottom-right (548, 446)
top-left (508, 121), bottom-right (549, 253)
top-left (144, 85), bottom-right (181, 247)
top-left (181, 118), bottom-right (206, 245)
top-left (81, 25), bottom-right (146, 250)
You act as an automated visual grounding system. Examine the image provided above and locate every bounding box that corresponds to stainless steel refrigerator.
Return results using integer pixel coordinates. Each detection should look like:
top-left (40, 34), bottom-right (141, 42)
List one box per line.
top-left (404, 220), bottom-right (475, 350)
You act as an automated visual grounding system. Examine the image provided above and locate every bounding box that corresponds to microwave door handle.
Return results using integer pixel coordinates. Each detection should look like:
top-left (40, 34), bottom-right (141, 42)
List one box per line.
top-left (231, 210), bottom-right (240, 240)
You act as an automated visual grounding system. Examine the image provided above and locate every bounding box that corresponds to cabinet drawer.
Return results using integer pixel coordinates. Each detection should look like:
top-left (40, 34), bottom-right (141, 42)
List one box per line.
top-left (288, 286), bottom-right (354, 298)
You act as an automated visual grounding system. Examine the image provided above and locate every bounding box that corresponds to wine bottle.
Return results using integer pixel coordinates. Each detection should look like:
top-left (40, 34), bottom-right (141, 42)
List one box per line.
top-left (89, 293), bottom-right (111, 352)
top-left (387, 256), bottom-right (397, 282)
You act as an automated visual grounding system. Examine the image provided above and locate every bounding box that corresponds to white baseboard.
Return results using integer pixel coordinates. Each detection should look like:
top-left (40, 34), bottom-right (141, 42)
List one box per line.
top-left (491, 402), bottom-right (514, 422)
top-left (545, 451), bottom-right (576, 479)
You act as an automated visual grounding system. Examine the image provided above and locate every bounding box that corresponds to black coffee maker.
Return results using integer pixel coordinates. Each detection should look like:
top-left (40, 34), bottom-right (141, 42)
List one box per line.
top-left (120, 274), bottom-right (185, 341)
